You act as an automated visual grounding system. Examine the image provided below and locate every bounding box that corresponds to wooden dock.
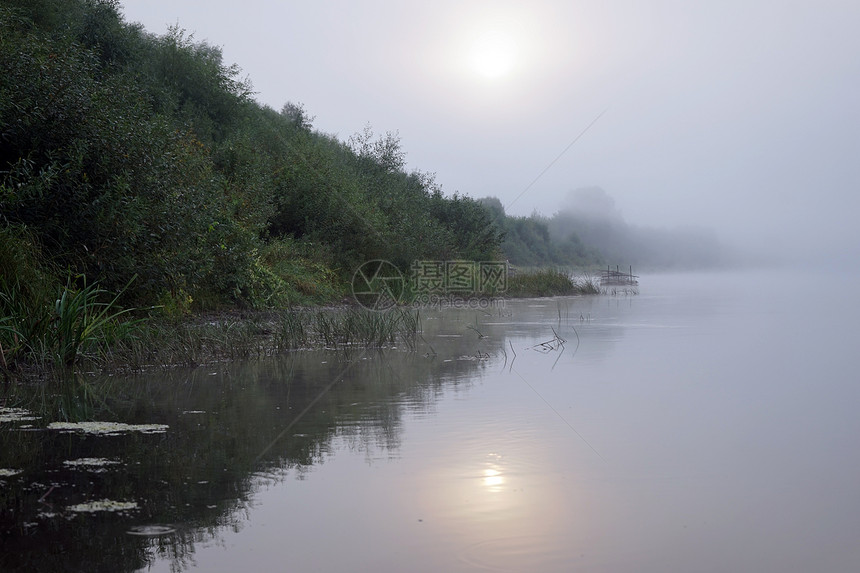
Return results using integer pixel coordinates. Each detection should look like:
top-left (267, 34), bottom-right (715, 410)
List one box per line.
top-left (600, 265), bottom-right (639, 286)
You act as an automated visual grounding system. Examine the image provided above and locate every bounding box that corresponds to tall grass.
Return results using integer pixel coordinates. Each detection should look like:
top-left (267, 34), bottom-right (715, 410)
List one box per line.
top-left (0, 276), bottom-right (143, 371)
top-left (275, 311), bottom-right (308, 351)
top-left (298, 308), bottom-right (418, 349)
top-left (3, 304), bottom-right (420, 379)
top-left (91, 307), bottom-right (420, 374)
top-left (0, 227), bottom-right (144, 374)
top-left (342, 308), bottom-right (418, 349)
top-left (506, 268), bottom-right (600, 297)
top-left (577, 275), bottom-right (601, 295)
top-left (1, 221), bottom-right (414, 377)
top-left (50, 277), bottom-right (143, 367)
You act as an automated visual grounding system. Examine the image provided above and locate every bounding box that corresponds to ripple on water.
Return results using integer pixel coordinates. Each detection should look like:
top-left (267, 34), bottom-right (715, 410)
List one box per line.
top-left (127, 524), bottom-right (177, 537)
top-left (458, 535), bottom-right (575, 572)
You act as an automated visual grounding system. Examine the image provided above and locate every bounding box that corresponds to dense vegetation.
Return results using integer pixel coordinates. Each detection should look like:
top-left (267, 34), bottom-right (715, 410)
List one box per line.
top-left (0, 0), bottom-right (504, 314)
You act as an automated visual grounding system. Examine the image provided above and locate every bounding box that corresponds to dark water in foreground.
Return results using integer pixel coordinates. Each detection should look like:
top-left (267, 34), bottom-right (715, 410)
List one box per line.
top-left (2, 270), bottom-right (859, 572)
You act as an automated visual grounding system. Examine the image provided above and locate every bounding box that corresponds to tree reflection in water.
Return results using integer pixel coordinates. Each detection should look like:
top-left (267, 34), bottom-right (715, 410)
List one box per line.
top-left (0, 326), bottom-right (498, 573)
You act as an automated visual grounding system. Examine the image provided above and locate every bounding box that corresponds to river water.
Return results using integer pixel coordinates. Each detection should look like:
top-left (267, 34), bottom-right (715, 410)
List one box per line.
top-left (2, 269), bottom-right (859, 572)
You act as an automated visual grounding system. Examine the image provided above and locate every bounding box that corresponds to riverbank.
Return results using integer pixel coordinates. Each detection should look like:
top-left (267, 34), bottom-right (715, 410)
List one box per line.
top-left (1, 306), bottom-right (417, 383)
top-left (0, 268), bottom-right (605, 383)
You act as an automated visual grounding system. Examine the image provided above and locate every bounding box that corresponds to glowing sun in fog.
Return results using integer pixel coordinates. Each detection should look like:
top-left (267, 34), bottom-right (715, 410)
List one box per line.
top-left (469, 30), bottom-right (518, 79)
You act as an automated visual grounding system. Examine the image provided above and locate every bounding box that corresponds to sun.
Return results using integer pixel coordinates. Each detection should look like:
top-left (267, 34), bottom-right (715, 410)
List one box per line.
top-left (469, 30), bottom-right (518, 79)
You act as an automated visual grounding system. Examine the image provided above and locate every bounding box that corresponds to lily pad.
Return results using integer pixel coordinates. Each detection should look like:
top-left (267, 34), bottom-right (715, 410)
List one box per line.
top-left (68, 499), bottom-right (139, 513)
top-left (47, 421), bottom-right (168, 435)
top-left (0, 407), bottom-right (40, 424)
top-left (63, 458), bottom-right (121, 471)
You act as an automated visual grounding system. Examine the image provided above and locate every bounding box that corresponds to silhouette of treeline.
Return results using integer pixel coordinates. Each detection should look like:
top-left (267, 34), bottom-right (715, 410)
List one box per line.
top-left (0, 0), bottom-right (503, 309)
top-left (547, 187), bottom-right (728, 269)
top-left (479, 196), bottom-right (603, 267)
top-left (481, 188), bottom-right (728, 270)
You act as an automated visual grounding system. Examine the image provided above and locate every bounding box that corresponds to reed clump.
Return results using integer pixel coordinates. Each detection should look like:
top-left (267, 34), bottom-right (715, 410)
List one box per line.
top-left (282, 308), bottom-right (418, 351)
top-left (90, 307), bottom-right (420, 374)
top-left (3, 284), bottom-right (419, 379)
top-left (506, 269), bottom-right (600, 298)
top-left (0, 226), bottom-right (144, 375)
top-left (0, 277), bottom-right (143, 373)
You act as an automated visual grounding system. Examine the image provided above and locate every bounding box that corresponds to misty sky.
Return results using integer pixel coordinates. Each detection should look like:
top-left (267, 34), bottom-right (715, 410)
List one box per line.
top-left (120, 1), bottom-right (860, 265)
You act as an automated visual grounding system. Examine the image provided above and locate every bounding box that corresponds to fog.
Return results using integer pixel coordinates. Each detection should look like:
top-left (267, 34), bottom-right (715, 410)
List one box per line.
top-left (549, 187), bottom-right (730, 270)
top-left (120, 0), bottom-right (860, 270)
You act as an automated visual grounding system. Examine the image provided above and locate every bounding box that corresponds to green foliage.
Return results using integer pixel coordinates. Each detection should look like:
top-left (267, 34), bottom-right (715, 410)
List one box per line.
top-left (143, 25), bottom-right (252, 141)
top-left (310, 308), bottom-right (418, 349)
top-left (2, 14), bottom-right (214, 299)
top-left (259, 238), bottom-right (342, 306)
top-left (268, 128), bottom-right (387, 267)
top-left (155, 288), bottom-right (194, 321)
top-left (0, 224), bottom-right (57, 366)
top-left (0, 225), bottom-right (144, 371)
top-left (49, 276), bottom-right (142, 367)
top-left (0, 0), bottom-right (508, 327)
top-left (428, 191), bottom-right (504, 261)
top-left (0, 276), bottom-right (51, 366)
top-left (506, 269), bottom-right (599, 298)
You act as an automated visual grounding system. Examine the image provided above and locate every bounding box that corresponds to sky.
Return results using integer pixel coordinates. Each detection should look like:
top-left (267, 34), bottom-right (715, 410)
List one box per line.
top-left (119, 1), bottom-right (860, 265)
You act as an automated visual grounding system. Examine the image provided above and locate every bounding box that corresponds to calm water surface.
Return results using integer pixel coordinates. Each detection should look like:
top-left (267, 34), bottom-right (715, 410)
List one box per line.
top-left (2, 270), bottom-right (859, 572)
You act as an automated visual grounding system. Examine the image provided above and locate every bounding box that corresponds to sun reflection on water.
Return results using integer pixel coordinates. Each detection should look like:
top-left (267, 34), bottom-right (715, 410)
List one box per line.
top-left (424, 449), bottom-right (577, 570)
top-left (479, 452), bottom-right (508, 494)
top-left (482, 467), bottom-right (504, 491)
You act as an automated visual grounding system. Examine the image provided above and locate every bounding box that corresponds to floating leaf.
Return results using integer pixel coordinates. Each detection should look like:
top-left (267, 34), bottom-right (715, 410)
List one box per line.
top-left (48, 421), bottom-right (168, 435)
top-left (68, 499), bottom-right (138, 513)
